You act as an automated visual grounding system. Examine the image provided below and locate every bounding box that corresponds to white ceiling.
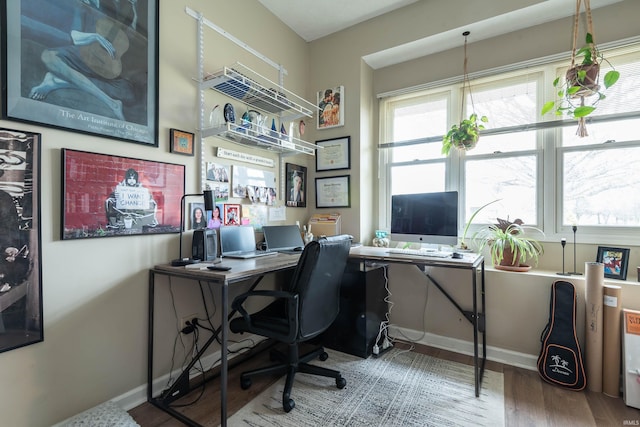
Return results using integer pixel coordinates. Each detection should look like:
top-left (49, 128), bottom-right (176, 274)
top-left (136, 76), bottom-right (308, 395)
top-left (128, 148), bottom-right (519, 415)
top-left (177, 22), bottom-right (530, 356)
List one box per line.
top-left (256, 0), bottom-right (419, 42)
top-left (257, 0), bottom-right (624, 69)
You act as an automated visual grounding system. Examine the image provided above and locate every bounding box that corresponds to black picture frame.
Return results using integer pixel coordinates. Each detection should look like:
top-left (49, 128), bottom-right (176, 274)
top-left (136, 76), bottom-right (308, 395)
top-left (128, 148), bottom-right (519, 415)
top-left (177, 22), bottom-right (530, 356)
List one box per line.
top-left (596, 246), bottom-right (630, 280)
top-left (2, 1), bottom-right (159, 146)
top-left (0, 128), bottom-right (43, 354)
top-left (315, 136), bottom-right (351, 172)
top-left (169, 128), bottom-right (195, 156)
top-left (62, 149), bottom-right (185, 239)
top-left (315, 175), bottom-right (351, 208)
top-left (285, 163), bottom-right (307, 208)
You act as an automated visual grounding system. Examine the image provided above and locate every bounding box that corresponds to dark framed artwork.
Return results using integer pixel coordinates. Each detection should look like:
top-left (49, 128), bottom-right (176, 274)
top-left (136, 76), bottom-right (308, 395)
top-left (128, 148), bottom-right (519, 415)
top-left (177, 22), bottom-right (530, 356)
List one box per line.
top-left (315, 136), bottom-right (351, 171)
top-left (285, 163), bottom-right (307, 208)
top-left (315, 175), bottom-right (351, 208)
top-left (169, 128), bottom-right (194, 156)
top-left (597, 246), bottom-right (630, 280)
top-left (2, 1), bottom-right (159, 146)
top-left (62, 149), bottom-right (185, 239)
top-left (0, 128), bottom-right (43, 354)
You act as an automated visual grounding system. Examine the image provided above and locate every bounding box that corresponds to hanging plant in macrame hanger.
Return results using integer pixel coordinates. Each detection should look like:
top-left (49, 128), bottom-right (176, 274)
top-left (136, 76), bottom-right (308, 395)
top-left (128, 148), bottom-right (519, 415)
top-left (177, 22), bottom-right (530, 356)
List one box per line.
top-left (442, 31), bottom-right (488, 156)
top-left (540, 0), bottom-right (620, 137)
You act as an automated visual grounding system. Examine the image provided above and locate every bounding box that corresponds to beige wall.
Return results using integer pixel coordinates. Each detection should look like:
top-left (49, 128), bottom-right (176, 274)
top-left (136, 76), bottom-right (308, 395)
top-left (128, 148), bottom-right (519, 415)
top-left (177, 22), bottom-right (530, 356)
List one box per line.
top-left (2, 1), bottom-right (639, 425)
top-left (0, 1), bottom-right (310, 425)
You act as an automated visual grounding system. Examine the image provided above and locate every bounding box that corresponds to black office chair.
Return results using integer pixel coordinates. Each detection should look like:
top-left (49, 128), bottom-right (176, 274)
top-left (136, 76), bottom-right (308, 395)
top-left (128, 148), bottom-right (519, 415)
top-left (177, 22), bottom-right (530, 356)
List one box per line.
top-left (230, 235), bottom-right (352, 412)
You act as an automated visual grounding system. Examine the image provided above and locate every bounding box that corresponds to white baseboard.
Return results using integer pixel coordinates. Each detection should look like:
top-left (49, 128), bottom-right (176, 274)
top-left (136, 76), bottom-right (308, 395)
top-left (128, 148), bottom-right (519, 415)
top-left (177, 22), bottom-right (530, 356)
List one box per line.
top-left (388, 325), bottom-right (539, 371)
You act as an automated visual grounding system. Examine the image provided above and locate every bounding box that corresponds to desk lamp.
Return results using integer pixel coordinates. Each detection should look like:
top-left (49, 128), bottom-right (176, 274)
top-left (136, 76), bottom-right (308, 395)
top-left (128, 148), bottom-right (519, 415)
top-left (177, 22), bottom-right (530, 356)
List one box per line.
top-left (171, 190), bottom-right (214, 266)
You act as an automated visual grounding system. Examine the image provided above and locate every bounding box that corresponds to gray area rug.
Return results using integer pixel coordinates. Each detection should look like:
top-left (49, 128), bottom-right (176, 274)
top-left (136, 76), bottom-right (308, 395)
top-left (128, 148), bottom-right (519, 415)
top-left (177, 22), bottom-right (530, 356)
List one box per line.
top-left (61, 401), bottom-right (139, 426)
top-left (226, 348), bottom-right (504, 426)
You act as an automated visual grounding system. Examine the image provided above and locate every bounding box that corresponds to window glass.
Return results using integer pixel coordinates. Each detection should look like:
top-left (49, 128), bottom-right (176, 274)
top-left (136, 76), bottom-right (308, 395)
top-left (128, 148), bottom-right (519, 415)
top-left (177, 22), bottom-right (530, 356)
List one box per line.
top-left (390, 95), bottom-right (447, 142)
top-left (563, 146), bottom-right (640, 226)
top-left (562, 119), bottom-right (640, 147)
top-left (391, 163), bottom-right (446, 195)
top-left (465, 156), bottom-right (538, 224)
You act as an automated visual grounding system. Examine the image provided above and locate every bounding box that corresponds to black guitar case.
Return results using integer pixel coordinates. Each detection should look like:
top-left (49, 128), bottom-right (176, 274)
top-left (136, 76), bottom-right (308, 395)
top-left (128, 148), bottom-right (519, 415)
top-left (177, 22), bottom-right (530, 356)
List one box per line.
top-left (537, 280), bottom-right (586, 390)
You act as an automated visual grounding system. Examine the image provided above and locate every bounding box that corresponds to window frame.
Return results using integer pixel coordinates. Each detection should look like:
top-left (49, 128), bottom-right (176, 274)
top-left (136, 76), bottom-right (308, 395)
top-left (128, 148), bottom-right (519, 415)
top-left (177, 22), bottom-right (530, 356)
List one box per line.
top-left (378, 40), bottom-right (640, 247)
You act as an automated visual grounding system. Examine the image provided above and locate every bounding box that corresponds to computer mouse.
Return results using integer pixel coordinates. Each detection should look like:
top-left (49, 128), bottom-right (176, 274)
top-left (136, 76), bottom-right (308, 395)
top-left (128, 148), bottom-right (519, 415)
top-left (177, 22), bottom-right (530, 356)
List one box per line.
top-left (293, 246), bottom-right (304, 252)
top-left (452, 252), bottom-right (463, 259)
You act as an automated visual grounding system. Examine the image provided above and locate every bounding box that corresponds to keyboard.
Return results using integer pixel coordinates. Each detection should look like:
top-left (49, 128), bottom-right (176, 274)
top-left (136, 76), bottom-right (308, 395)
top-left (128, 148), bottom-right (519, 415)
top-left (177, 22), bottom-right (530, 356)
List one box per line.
top-left (386, 248), bottom-right (451, 258)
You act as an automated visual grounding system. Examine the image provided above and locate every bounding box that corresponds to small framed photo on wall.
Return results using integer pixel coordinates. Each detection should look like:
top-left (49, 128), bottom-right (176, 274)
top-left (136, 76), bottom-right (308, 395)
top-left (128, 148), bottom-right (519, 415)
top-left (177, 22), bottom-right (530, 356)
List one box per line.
top-left (169, 129), bottom-right (195, 156)
top-left (223, 204), bottom-right (241, 225)
top-left (317, 85), bottom-right (344, 129)
top-left (285, 163), bottom-right (307, 208)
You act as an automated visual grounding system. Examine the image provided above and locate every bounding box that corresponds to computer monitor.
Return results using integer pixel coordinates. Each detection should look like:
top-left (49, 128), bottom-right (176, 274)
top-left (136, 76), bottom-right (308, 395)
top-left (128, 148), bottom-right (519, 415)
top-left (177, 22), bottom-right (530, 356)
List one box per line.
top-left (390, 191), bottom-right (458, 246)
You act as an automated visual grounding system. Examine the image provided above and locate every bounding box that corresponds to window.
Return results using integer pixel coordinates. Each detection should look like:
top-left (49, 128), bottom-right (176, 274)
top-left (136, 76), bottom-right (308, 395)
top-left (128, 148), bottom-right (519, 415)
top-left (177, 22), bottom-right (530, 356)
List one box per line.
top-left (558, 49), bottom-right (640, 234)
top-left (461, 75), bottom-right (541, 226)
top-left (380, 91), bottom-right (449, 195)
top-left (379, 41), bottom-right (640, 245)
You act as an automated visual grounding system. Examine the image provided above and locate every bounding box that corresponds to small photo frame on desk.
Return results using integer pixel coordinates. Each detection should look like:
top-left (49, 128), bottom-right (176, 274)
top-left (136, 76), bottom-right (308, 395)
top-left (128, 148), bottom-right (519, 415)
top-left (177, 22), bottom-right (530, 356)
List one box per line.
top-left (597, 246), bottom-right (630, 280)
top-left (315, 136), bottom-right (350, 172)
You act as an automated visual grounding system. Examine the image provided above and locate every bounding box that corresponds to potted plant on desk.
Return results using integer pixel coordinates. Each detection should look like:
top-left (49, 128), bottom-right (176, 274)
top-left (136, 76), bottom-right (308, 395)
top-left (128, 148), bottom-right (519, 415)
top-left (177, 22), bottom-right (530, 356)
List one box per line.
top-left (472, 217), bottom-right (544, 272)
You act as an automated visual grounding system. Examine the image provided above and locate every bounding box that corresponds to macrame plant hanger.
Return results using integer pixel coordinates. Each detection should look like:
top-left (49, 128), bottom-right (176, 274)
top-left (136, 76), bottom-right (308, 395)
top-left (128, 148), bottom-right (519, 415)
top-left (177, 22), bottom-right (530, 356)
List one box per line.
top-left (570, 0), bottom-right (596, 137)
top-left (459, 31), bottom-right (478, 150)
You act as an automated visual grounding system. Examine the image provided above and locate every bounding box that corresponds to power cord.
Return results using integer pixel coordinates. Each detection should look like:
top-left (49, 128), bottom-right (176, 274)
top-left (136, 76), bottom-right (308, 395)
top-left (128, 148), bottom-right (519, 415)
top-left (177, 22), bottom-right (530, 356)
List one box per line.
top-left (373, 264), bottom-right (393, 356)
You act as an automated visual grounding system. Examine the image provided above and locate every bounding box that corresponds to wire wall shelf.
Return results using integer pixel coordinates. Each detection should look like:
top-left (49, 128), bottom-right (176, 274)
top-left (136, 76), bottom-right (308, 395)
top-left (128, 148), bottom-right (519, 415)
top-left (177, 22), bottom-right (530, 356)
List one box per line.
top-left (202, 122), bottom-right (317, 156)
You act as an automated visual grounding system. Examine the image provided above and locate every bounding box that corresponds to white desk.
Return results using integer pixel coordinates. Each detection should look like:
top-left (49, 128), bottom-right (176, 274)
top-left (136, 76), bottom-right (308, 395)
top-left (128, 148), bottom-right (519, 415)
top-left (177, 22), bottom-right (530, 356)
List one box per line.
top-left (348, 246), bottom-right (486, 397)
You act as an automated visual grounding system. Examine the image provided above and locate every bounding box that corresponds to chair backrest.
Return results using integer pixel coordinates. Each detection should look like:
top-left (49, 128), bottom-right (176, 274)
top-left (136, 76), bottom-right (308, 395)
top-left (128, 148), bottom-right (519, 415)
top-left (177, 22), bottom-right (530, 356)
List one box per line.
top-left (288, 235), bottom-right (352, 340)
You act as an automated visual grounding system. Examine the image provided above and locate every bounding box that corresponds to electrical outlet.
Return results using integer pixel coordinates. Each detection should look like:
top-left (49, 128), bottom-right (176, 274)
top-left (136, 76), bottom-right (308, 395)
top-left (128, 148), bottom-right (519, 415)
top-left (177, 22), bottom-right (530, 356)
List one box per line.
top-left (180, 313), bottom-right (199, 328)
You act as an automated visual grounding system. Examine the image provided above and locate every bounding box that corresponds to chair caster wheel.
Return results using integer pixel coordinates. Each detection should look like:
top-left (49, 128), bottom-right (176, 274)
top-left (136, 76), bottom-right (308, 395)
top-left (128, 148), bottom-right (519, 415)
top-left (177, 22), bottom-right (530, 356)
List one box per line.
top-left (240, 377), bottom-right (252, 390)
top-left (319, 351), bottom-right (329, 361)
top-left (283, 398), bottom-right (295, 412)
top-left (336, 376), bottom-right (346, 389)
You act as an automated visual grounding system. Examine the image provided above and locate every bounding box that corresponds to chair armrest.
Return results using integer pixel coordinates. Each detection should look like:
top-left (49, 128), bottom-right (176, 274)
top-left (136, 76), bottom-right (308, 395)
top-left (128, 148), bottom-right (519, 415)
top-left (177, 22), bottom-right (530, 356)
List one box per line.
top-left (231, 290), bottom-right (299, 338)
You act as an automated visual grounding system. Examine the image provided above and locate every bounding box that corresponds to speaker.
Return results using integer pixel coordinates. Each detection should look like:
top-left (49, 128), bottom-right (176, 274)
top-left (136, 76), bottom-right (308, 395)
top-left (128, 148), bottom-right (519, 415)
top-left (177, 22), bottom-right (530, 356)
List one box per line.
top-left (192, 229), bottom-right (217, 261)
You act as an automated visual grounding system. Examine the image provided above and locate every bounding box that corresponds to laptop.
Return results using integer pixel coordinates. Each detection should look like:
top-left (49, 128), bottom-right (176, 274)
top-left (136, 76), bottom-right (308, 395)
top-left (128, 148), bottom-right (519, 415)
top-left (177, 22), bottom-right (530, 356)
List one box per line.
top-left (219, 225), bottom-right (277, 259)
top-left (262, 225), bottom-right (305, 254)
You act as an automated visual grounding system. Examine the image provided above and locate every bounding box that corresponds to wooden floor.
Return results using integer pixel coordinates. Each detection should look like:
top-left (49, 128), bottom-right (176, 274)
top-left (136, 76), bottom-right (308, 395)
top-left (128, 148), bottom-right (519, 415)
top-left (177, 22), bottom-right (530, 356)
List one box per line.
top-left (129, 342), bottom-right (640, 426)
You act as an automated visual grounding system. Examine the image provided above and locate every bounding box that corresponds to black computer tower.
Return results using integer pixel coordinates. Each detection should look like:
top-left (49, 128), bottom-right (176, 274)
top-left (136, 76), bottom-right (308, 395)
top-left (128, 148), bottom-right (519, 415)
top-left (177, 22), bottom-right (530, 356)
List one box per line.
top-left (321, 260), bottom-right (388, 358)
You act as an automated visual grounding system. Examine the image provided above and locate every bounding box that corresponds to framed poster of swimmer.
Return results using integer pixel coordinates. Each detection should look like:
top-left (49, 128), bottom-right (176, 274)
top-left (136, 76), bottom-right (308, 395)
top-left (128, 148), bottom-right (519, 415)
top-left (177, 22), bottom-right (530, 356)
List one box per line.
top-left (2, 1), bottom-right (159, 146)
top-left (0, 128), bottom-right (43, 354)
top-left (61, 149), bottom-right (185, 239)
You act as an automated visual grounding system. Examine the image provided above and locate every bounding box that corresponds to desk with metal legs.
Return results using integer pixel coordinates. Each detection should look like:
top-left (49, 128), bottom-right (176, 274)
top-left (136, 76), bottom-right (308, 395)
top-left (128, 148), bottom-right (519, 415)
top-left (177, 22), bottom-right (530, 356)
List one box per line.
top-left (147, 254), bottom-right (300, 427)
top-left (348, 246), bottom-right (486, 397)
